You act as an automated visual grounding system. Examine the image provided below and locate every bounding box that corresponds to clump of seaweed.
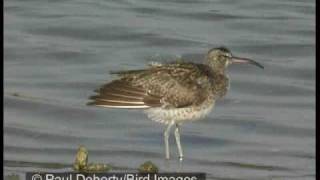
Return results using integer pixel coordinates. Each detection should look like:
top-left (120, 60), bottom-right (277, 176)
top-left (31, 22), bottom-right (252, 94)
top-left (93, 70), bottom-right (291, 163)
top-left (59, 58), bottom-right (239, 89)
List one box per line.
top-left (73, 145), bottom-right (159, 173)
top-left (138, 161), bottom-right (159, 173)
top-left (73, 145), bottom-right (111, 172)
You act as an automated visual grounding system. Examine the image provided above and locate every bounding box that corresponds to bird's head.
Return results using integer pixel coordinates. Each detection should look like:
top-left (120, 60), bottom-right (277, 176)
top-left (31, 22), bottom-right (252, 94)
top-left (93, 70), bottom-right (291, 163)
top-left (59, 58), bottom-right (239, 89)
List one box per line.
top-left (206, 47), bottom-right (264, 73)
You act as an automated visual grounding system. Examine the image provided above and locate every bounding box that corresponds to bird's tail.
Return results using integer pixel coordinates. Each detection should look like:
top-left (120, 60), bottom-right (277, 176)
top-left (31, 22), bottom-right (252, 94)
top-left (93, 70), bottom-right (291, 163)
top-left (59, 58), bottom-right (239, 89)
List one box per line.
top-left (87, 80), bottom-right (161, 109)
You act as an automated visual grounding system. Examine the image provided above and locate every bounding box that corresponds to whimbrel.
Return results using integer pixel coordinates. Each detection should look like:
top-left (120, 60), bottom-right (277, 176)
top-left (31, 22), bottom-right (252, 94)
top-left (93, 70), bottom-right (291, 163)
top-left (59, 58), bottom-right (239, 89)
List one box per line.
top-left (88, 47), bottom-right (264, 160)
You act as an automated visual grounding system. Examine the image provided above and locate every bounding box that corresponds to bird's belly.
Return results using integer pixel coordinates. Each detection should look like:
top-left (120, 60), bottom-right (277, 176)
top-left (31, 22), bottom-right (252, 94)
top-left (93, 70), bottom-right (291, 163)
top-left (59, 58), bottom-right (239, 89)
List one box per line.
top-left (144, 101), bottom-right (215, 124)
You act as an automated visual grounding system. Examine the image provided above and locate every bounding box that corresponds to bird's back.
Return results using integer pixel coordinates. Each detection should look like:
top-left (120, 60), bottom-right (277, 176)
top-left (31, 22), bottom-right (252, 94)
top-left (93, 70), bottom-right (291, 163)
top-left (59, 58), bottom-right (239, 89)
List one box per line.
top-left (90, 62), bottom-right (228, 109)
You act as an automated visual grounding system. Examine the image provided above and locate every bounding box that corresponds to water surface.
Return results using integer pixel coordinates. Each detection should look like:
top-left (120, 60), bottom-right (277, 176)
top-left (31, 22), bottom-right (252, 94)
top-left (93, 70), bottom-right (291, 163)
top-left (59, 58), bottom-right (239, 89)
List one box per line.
top-left (4, 0), bottom-right (315, 179)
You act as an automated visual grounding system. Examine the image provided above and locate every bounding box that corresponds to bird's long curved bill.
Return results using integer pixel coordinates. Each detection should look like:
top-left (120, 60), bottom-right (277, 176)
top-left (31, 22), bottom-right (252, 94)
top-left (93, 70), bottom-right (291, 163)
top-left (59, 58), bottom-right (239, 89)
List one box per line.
top-left (232, 56), bottom-right (264, 69)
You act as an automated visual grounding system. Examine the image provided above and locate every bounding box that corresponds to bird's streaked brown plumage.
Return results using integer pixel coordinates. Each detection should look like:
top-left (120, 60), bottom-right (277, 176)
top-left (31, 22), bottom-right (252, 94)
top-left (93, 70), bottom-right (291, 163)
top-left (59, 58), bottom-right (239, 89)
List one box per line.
top-left (88, 80), bottom-right (162, 108)
top-left (89, 62), bottom-right (228, 109)
top-left (87, 47), bottom-right (264, 160)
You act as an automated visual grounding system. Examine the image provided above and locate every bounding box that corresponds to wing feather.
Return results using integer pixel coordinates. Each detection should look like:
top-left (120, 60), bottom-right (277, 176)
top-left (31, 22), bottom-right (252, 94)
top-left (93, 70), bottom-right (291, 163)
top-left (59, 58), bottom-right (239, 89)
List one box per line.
top-left (88, 80), bottom-right (162, 108)
top-left (88, 62), bottom-right (214, 109)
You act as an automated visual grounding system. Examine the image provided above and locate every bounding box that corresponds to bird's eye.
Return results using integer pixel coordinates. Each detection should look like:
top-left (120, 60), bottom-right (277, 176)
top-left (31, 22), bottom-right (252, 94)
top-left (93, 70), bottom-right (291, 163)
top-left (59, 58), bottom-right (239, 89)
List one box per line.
top-left (223, 54), bottom-right (232, 58)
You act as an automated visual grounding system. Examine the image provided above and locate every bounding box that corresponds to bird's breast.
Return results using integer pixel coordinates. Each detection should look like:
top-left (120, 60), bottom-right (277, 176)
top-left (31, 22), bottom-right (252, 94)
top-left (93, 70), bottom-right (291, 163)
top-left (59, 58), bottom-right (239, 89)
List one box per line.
top-left (144, 98), bottom-right (215, 124)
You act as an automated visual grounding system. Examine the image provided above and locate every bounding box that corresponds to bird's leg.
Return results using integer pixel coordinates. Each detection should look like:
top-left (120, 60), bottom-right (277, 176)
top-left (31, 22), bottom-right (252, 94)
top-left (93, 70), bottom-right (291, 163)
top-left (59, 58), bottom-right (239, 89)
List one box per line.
top-left (174, 123), bottom-right (183, 161)
top-left (164, 122), bottom-right (174, 160)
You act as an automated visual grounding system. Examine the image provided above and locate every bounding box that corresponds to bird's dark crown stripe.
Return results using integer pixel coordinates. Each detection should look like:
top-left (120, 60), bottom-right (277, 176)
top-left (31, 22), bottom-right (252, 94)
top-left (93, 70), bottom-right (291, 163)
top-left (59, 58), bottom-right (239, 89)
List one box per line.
top-left (208, 46), bottom-right (230, 54)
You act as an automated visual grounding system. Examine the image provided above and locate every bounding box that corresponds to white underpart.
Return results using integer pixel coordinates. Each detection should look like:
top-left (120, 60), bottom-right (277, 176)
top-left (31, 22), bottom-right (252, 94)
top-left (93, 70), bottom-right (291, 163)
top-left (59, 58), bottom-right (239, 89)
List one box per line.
top-left (145, 100), bottom-right (215, 124)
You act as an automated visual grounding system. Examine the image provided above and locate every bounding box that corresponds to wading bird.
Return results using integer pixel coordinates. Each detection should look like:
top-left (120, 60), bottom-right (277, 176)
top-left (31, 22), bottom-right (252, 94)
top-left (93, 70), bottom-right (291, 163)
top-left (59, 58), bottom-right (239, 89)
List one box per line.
top-left (88, 47), bottom-right (264, 161)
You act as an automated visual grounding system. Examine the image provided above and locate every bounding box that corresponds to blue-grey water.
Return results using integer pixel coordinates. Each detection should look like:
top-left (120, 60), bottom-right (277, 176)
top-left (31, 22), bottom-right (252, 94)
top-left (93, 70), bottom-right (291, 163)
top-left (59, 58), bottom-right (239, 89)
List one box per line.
top-left (4, 0), bottom-right (315, 179)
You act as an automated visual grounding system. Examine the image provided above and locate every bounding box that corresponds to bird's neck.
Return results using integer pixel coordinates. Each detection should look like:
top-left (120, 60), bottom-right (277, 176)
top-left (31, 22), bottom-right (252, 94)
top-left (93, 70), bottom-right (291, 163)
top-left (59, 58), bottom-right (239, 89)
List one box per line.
top-left (206, 58), bottom-right (227, 75)
top-left (208, 64), bottom-right (226, 75)
top-left (211, 68), bottom-right (229, 99)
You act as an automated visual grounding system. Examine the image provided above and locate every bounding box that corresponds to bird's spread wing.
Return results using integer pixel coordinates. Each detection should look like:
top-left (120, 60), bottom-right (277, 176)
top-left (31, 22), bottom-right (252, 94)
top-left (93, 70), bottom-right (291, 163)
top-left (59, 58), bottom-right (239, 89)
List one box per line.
top-left (88, 62), bottom-right (214, 109)
top-left (87, 80), bottom-right (161, 108)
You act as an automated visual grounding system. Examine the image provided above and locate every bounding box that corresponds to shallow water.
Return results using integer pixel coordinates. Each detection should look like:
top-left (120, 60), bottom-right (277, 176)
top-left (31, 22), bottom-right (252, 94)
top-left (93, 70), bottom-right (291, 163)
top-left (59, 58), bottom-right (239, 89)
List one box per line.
top-left (4, 0), bottom-right (315, 179)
